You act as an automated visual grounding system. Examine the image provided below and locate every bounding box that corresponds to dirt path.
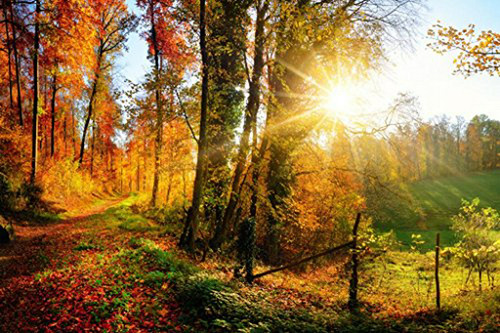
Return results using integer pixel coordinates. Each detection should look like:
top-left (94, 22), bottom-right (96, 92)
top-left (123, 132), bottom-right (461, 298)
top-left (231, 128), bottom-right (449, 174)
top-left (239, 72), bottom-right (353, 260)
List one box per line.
top-left (0, 197), bottom-right (186, 332)
top-left (0, 197), bottom-right (125, 285)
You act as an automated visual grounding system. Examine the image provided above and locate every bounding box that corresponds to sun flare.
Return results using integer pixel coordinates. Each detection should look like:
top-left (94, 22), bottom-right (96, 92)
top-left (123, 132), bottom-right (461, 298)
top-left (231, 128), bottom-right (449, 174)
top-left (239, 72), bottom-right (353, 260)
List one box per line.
top-left (320, 83), bottom-right (360, 117)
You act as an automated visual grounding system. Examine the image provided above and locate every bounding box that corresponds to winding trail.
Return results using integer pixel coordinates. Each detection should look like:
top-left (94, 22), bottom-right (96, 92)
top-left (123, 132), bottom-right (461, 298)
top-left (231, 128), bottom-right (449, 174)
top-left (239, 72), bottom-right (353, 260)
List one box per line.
top-left (0, 197), bottom-right (186, 332)
top-left (0, 197), bottom-right (125, 285)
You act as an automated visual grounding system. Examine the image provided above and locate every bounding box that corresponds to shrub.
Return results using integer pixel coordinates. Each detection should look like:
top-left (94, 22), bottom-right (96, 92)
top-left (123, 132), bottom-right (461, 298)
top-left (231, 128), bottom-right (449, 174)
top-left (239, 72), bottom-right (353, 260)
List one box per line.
top-left (449, 198), bottom-right (499, 290)
top-left (19, 182), bottom-right (44, 210)
top-left (144, 270), bottom-right (168, 287)
top-left (0, 173), bottom-right (15, 211)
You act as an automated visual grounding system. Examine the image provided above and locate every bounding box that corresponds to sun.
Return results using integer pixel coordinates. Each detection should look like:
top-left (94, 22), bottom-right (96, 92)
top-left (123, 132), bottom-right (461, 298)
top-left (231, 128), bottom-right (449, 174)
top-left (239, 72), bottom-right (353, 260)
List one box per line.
top-left (319, 84), bottom-right (359, 117)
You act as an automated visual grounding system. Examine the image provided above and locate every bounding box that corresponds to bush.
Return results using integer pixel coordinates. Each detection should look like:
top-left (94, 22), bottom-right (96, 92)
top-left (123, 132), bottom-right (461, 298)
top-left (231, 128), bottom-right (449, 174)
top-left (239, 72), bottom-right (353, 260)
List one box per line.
top-left (176, 272), bottom-right (232, 317)
top-left (144, 201), bottom-right (186, 227)
top-left (449, 198), bottom-right (499, 290)
top-left (19, 182), bottom-right (44, 210)
top-left (0, 173), bottom-right (15, 211)
top-left (175, 271), bottom-right (330, 332)
top-left (123, 238), bottom-right (197, 277)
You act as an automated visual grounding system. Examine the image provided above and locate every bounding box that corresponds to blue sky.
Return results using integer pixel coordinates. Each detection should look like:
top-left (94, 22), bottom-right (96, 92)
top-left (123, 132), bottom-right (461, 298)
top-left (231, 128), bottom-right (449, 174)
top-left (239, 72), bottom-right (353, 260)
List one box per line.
top-left (117, 0), bottom-right (500, 121)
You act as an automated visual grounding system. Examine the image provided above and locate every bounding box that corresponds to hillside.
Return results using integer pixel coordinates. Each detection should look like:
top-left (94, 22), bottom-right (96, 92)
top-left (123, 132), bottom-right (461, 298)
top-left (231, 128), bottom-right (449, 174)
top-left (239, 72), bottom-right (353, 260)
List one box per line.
top-left (378, 169), bottom-right (500, 248)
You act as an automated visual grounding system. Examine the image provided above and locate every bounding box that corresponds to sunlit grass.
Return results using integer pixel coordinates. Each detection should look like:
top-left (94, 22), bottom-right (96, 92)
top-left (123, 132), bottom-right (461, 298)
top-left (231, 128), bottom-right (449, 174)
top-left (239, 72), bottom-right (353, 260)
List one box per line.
top-left (379, 170), bottom-right (500, 235)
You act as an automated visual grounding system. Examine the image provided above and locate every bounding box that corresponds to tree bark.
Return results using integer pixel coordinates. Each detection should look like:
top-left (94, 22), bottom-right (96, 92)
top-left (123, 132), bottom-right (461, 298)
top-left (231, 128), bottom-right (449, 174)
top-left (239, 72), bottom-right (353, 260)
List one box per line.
top-left (79, 51), bottom-right (102, 166)
top-left (180, 0), bottom-right (209, 251)
top-left (50, 74), bottom-right (57, 157)
top-left (149, 0), bottom-right (163, 207)
top-left (166, 172), bottom-right (172, 204)
top-left (30, 0), bottom-right (40, 184)
top-left (2, 1), bottom-right (14, 110)
top-left (210, 1), bottom-right (268, 250)
top-left (10, 2), bottom-right (23, 126)
top-left (90, 118), bottom-right (96, 176)
top-left (136, 142), bottom-right (141, 192)
top-left (63, 113), bottom-right (67, 156)
top-left (348, 213), bottom-right (362, 312)
top-left (71, 107), bottom-right (76, 156)
top-left (249, 64), bottom-right (272, 221)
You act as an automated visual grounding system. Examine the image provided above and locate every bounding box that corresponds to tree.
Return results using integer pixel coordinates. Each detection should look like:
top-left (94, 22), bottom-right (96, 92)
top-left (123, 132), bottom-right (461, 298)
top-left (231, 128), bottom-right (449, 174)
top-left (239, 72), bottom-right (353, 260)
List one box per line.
top-left (180, 0), bottom-right (209, 251)
top-left (136, 0), bottom-right (191, 207)
top-left (449, 198), bottom-right (499, 291)
top-left (30, 0), bottom-right (41, 184)
top-left (79, 0), bottom-right (135, 167)
top-left (42, 0), bottom-right (96, 158)
top-left (8, 0), bottom-right (24, 126)
top-left (428, 23), bottom-right (500, 77)
top-left (207, 0), bottom-right (260, 250)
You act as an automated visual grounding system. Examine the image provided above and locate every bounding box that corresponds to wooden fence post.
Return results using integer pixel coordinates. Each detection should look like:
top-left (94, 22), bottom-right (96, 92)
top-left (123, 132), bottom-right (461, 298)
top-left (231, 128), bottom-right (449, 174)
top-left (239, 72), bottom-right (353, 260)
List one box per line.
top-left (348, 213), bottom-right (362, 312)
top-left (435, 232), bottom-right (441, 311)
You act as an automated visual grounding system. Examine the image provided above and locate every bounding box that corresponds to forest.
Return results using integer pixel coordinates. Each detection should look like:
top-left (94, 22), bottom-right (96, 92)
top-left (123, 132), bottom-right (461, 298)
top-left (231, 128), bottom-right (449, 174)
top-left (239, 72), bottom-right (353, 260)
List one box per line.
top-left (0, 0), bottom-right (499, 332)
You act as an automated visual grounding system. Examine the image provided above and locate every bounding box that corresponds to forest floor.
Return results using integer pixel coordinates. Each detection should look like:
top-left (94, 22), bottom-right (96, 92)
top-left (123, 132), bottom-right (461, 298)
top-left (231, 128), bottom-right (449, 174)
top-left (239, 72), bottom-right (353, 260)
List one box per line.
top-left (0, 195), bottom-right (498, 332)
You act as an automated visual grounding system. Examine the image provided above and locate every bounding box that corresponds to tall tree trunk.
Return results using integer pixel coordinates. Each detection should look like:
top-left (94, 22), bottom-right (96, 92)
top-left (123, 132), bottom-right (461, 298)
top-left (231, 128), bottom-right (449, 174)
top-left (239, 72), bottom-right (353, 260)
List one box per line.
top-left (180, 0), bottom-right (209, 251)
top-left (249, 64), bottom-right (272, 223)
top-left (210, 2), bottom-right (267, 250)
top-left (120, 155), bottom-right (123, 193)
top-left (79, 51), bottom-right (102, 166)
top-left (166, 172), bottom-right (172, 205)
top-left (142, 137), bottom-right (147, 192)
top-left (10, 2), bottom-right (23, 126)
top-left (150, 0), bottom-right (163, 207)
top-left (136, 143), bottom-right (141, 192)
top-left (2, 2), bottom-right (14, 111)
top-left (63, 114), bottom-right (67, 156)
top-left (50, 74), bottom-right (57, 157)
top-left (71, 107), bottom-right (76, 156)
top-left (30, 0), bottom-right (40, 184)
top-left (90, 118), bottom-right (96, 176)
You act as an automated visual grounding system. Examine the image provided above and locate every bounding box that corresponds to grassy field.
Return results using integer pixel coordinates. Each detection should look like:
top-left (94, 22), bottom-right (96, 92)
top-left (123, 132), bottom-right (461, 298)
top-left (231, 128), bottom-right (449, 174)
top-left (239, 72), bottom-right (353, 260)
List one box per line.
top-left (378, 169), bottom-right (500, 248)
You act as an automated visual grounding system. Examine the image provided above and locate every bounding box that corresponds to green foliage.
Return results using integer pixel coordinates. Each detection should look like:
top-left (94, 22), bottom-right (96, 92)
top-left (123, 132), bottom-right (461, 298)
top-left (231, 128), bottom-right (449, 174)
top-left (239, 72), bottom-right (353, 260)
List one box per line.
top-left (74, 240), bottom-right (103, 251)
top-left (143, 202), bottom-right (186, 234)
top-left (176, 271), bottom-right (330, 332)
top-left (361, 228), bottom-right (400, 253)
top-left (143, 270), bottom-right (168, 287)
top-left (118, 216), bottom-right (157, 232)
top-left (0, 173), bottom-right (15, 211)
top-left (447, 198), bottom-right (499, 289)
top-left (176, 272), bottom-right (231, 318)
top-left (0, 174), bottom-right (46, 213)
top-left (122, 237), bottom-right (197, 277)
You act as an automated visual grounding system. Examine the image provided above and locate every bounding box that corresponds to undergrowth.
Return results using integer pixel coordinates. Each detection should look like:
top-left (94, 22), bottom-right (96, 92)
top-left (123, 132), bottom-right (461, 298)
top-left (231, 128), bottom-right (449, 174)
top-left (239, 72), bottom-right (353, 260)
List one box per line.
top-left (22, 198), bottom-right (498, 333)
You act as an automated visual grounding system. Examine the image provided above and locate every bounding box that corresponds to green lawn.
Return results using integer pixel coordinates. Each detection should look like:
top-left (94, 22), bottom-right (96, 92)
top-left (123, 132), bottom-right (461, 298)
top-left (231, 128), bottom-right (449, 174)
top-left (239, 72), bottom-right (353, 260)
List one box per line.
top-left (408, 169), bottom-right (500, 228)
top-left (377, 169), bottom-right (500, 248)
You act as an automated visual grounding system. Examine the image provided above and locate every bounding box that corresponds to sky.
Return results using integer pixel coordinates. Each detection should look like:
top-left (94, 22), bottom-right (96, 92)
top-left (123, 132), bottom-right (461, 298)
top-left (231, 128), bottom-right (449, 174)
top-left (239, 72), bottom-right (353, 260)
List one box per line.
top-left (117, 0), bottom-right (500, 122)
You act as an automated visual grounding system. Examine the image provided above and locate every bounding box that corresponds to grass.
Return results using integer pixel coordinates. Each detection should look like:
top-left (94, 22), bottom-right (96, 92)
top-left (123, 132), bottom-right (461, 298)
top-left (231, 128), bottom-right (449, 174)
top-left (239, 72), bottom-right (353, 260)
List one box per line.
top-left (378, 170), bottom-right (500, 247)
top-left (86, 195), bottom-right (160, 233)
top-left (394, 230), bottom-right (458, 250)
top-left (408, 170), bottom-right (500, 227)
